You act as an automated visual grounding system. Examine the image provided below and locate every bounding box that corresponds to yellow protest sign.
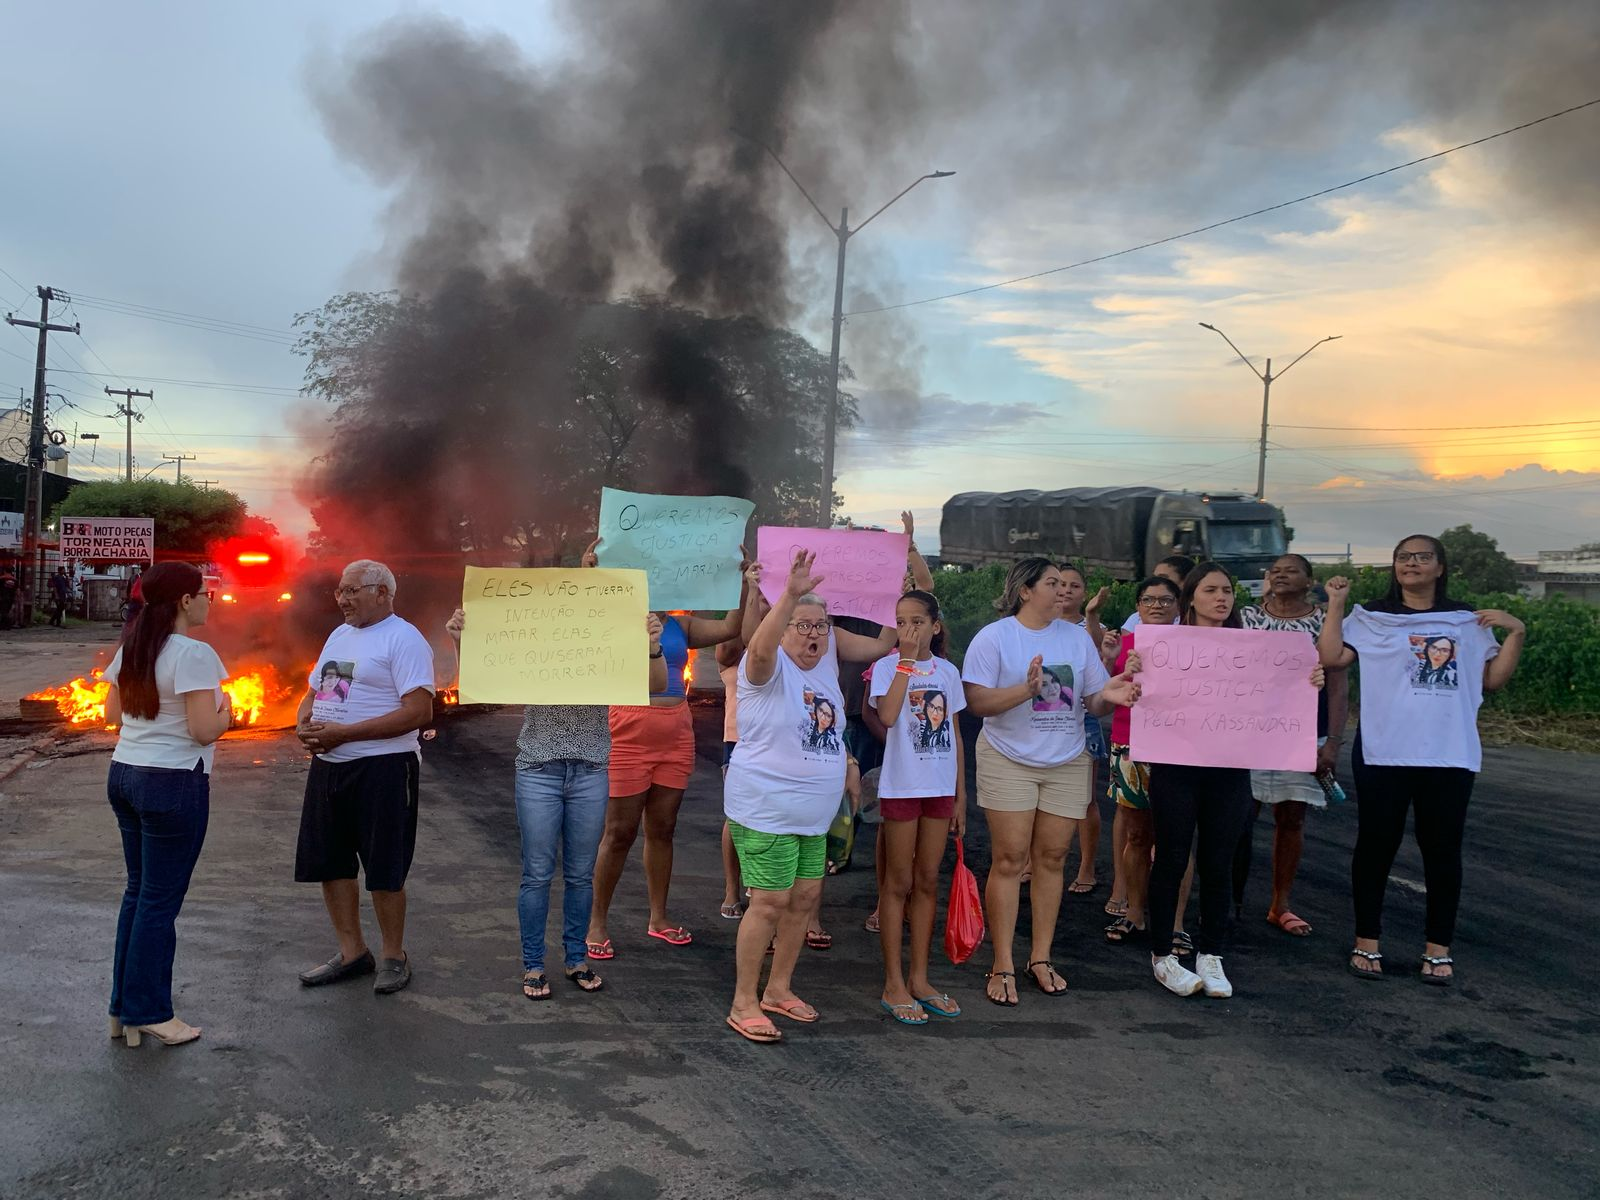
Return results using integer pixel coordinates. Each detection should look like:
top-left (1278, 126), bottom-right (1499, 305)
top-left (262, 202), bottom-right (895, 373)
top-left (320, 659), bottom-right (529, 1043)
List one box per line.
top-left (459, 566), bottom-right (650, 706)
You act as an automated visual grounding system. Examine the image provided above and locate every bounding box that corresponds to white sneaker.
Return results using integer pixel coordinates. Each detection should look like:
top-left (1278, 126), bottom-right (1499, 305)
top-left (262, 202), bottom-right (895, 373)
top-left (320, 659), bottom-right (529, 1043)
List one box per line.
top-left (1195, 953), bottom-right (1233, 998)
top-left (1152, 953), bottom-right (1203, 996)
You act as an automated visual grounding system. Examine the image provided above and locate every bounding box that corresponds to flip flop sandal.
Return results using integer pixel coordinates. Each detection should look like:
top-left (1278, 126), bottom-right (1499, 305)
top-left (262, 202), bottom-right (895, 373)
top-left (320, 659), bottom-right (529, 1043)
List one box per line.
top-left (726, 1015), bottom-right (782, 1044)
top-left (586, 939), bottom-right (614, 961)
top-left (1347, 948), bottom-right (1387, 981)
top-left (864, 912), bottom-right (880, 933)
top-left (1104, 898), bottom-right (1129, 918)
top-left (521, 971), bottom-right (551, 1002)
top-left (915, 994), bottom-right (961, 1019)
top-left (1026, 960), bottom-right (1069, 996)
top-left (1067, 880), bottom-right (1099, 895)
top-left (760, 997), bottom-right (819, 1023)
top-left (647, 926), bottom-right (693, 947)
top-left (1104, 916), bottom-right (1145, 944)
top-left (805, 930), bottom-right (833, 951)
top-left (565, 967), bottom-right (604, 993)
top-left (983, 971), bottom-right (1018, 1007)
top-left (719, 903), bottom-right (743, 920)
top-left (1269, 910), bottom-right (1313, 937)
top-left (1420, 954), bottom-right (1454, 987)
top-left (1171, 931), bottom-right (1194, 958)
top-left (880, 1000), bottom-right (928, 1026)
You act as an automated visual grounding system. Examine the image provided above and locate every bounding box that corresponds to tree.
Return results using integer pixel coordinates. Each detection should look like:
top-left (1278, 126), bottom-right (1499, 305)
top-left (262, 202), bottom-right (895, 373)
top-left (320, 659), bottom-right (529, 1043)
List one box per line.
top-left (1438, 524), bottom-right (1518, 594)
top-left (56, 480), bottom-right (247, 558)
top-left (293, 281), bottom-right (856, 566)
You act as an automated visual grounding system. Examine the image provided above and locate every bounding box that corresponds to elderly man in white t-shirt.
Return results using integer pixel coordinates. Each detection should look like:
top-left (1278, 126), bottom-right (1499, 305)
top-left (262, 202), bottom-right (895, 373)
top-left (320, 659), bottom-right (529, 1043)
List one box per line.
top-left (294, 559), bottom-right (436, 995)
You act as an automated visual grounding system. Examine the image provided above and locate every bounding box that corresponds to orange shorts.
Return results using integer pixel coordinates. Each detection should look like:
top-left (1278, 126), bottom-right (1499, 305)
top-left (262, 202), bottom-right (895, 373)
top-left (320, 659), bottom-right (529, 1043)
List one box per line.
top-left (607, 702), bottom-right (696, 797)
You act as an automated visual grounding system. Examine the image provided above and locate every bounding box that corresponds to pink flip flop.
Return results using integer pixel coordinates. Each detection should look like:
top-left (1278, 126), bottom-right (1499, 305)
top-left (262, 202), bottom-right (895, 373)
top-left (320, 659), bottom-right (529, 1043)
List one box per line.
top-left (586, 938), bottom-right (614, 960)
top-left (647, 926), bottom-right (693, 947)
top-left (759, 997), bottom-right (818, 1023)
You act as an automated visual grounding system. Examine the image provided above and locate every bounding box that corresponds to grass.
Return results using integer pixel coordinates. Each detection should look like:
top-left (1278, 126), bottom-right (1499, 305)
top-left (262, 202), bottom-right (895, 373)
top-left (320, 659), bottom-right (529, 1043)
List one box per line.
top-left (1478, 711), bottom-right (1600, 754)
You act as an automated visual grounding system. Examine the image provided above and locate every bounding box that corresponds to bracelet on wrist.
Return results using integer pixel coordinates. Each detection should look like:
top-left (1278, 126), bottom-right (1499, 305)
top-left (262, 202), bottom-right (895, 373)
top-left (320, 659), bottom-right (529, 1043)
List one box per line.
top-left (650, 648), bottom-right (664, 659)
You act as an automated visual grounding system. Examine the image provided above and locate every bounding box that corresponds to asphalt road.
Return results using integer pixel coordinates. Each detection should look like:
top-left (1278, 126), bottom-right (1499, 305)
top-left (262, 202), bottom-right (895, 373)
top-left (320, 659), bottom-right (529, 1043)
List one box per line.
top-left (1, 701), bottom-right (1596, 1199)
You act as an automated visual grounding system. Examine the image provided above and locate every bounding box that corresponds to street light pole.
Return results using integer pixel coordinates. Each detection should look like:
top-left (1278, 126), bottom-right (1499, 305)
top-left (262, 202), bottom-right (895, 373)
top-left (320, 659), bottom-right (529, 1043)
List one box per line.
top-left (1198, 322), bottom-right (1341, 499)
top-left (749, 137), bottom-right (953, 525)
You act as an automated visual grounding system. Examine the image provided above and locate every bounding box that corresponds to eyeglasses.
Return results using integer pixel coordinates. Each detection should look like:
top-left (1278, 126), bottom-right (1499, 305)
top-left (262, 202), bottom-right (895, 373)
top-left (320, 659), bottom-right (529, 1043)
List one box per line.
top-left (788, 619), bottom-right (832, 635)
top-left (1138, 596), bottom-right (1177, 608)
top-left (1394, 551), bottom-right (1437, 565)
top-left (333, 584), bottom-right (380, 599)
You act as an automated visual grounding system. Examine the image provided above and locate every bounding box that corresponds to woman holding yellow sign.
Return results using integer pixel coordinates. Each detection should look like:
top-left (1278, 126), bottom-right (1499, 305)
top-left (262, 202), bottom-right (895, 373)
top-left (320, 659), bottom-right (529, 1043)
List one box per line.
top-left (446, 598), bottom-right (666, 1002)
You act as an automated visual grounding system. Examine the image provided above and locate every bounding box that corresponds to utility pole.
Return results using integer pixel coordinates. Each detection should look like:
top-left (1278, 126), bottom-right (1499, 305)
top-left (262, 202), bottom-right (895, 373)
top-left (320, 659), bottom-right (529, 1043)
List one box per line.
top-left (744, 135), bottom-right (953, 525)
top-left (5, 286), bottom-right (80, 623)
top-left (194, 479), bottom-right (218, 491)
top-left (1198, 323), bottom-right (1341, 499)
top-left (162, 452), bottom-right (196, 482)
top-left (104, 387), bottom-right (151, 482)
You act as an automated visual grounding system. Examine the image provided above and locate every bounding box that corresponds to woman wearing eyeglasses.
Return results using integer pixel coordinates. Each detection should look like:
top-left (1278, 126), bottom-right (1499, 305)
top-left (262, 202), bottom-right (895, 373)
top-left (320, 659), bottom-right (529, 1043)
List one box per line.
top-left (102, 562), bottom-right (232, 1048)
top-left (1319, 534), bottom-right (1524, 986)
top-left (1102, 575), bottom-right (1189, 950)
top-left (961, 557), bottom-right (1140, 1006)
top-left (722, 553), bottom-right (895, 1042)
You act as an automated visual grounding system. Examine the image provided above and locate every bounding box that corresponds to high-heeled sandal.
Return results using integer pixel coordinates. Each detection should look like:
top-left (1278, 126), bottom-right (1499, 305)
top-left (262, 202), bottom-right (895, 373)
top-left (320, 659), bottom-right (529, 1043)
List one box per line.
top-left (123, 1018), bottom-right (202, 1047)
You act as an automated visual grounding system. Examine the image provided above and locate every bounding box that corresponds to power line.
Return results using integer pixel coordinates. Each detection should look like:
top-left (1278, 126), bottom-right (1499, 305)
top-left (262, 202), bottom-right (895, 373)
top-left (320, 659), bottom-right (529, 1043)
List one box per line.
top-left (67, 290), bottom-right (297, 339)
top-left (36, 367), bottom-right (302, 395)
top-left (844, 95), bottom-right (1600, 318)
top-left (1276, 417), bottom-right (1600, 433)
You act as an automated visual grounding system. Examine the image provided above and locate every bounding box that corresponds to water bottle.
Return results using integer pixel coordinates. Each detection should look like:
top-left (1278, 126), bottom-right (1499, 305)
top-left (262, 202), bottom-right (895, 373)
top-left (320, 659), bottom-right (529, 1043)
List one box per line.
top-left (1316, 768), bottom-right (1346, 804)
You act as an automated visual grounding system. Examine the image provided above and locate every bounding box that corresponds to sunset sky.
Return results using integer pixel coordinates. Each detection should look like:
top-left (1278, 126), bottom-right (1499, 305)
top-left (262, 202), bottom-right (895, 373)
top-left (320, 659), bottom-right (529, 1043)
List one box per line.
top-left (4, 1), bottom-right (1596, 562)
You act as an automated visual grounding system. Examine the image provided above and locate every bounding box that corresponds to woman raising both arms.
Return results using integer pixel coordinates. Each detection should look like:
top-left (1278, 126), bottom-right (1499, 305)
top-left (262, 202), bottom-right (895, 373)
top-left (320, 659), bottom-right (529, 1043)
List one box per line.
top-left (1318, 534), bottom-right (1524, 986)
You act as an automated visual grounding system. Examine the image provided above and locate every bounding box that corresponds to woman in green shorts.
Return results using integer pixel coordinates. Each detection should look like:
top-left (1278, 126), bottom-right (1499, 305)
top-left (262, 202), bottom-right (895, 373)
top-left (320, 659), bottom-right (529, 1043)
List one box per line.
top-left (722, 551), bottom-right (894, 1043)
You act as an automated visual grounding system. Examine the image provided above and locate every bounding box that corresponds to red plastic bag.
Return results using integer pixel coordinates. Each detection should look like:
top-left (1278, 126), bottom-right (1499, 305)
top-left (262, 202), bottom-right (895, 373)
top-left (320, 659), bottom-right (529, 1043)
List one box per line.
top-left (943, 837), bottom-right (985, 965)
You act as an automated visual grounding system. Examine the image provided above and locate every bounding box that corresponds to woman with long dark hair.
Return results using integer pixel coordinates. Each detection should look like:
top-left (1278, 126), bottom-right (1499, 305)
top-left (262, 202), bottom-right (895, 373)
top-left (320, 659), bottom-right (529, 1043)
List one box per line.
top-left (1134, 562), bottom-right (1324, 999)
top-left (1319, 534), bottom-right (1524, 985)
top-left (868, 589), bottom-right (967, 1024)
top-left (961, 557), bottom-right (1139, 1005)
top-left (103, 562), bottom-right (232, 1048)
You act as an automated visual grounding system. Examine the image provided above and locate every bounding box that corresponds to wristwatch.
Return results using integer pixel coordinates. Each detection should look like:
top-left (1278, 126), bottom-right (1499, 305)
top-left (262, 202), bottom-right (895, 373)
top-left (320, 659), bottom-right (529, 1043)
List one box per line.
top-left (650, 648), bottom-right (664, 658)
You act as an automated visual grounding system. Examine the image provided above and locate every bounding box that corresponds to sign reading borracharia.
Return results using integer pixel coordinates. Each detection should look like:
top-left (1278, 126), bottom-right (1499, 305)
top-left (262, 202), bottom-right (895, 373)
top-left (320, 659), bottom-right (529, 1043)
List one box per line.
top-left (59, 517), bottom-right (154, 563)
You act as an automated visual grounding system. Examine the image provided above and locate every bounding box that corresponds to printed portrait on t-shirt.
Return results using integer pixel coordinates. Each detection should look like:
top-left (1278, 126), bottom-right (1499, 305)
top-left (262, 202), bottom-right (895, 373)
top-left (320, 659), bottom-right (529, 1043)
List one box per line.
top-left (907, 687), bottom-right (953, 754)
top-left (799, 689), bottom-right (842, 756)
top-left (1032, 664), bottom-right (1075, 712)
top-left (314, 659), bottom-right (355, 703)
top-left (1408, 634), bottom-right (1459, 690)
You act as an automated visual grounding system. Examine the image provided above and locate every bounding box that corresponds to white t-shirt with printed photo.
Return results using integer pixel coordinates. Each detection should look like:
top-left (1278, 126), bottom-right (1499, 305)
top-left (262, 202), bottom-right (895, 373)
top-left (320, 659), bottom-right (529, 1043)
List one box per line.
top-left (109, 634), bottom-right (228, 773)
top-left (724, 639), bottom-right (847, 836)
top-left (961, 616), bottom-right (1109, 768)
top-left (307, 613), bottom-right (437, 763)
top-left (1342, 607), bottom-right (1498, 771)
top-left (869, 653), bottom-right (966, 798)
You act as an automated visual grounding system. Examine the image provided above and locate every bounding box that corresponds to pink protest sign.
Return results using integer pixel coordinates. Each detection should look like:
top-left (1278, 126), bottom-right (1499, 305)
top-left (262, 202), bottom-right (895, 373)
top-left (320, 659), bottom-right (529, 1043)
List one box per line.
top-left (755, 526), bottom-right (910, 626)
top-left (1128, 625), bottom-right (1318, 772)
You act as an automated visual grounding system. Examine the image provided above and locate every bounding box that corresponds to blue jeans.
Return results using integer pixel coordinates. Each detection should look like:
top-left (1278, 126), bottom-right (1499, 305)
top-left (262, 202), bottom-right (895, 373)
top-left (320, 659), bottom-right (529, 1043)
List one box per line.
top-left (513, 761), bottom-right (609, 973)
top-left (107, 760), bottom-right (210, 1025)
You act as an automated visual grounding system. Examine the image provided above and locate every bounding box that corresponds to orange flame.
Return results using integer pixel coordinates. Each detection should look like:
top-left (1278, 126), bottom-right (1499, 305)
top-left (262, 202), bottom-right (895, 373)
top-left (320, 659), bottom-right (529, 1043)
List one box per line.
top-left (27, 669), bottom-right (111, 725)
top-left (27, 664), bottom-right (293, 729)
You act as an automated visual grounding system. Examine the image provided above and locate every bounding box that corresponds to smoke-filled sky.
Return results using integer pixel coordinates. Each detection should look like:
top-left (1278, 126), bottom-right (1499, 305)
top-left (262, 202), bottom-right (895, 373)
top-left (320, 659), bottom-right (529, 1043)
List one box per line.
top-left (2, 0), bottom-right (1597, 562)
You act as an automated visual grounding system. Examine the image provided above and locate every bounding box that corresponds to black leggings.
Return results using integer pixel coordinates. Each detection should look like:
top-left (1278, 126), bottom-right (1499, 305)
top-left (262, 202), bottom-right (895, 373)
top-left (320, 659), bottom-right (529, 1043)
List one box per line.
top-left (1350, 735), bottom-right (1475, 945)
top-left (1147, 764), bottom-right (1254, 958)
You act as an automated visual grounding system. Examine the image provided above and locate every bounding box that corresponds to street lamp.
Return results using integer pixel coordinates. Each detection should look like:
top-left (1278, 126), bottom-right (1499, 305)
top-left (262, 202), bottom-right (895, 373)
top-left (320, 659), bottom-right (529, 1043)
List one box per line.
top-left (749, 136), bottom-right (954, 524)
top-left (1198, 322), bottom-right (1341, 499)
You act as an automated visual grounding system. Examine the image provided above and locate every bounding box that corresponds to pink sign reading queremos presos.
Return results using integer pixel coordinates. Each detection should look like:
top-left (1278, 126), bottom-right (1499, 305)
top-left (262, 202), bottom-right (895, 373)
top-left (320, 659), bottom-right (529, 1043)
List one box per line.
top-left (755, 526), bottom-right (910, 627)
top-left (1128, 624), bottom-right (1319, 772)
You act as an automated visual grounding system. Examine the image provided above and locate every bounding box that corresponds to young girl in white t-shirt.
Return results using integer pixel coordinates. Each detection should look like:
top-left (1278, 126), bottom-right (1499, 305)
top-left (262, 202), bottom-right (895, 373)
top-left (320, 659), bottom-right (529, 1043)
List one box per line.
top-left (868, 590), bottom-right (967, 1025)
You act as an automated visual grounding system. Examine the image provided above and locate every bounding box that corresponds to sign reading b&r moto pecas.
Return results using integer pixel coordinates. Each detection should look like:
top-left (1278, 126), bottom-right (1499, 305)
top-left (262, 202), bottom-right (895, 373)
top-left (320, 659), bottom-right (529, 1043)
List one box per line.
top-left (58, 517), bottom-right (155, 563)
